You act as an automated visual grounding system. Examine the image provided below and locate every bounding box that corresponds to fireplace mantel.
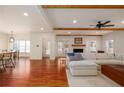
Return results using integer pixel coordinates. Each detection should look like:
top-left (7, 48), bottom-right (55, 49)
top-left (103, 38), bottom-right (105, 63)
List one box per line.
top-left (72, 44), bottom-right (86, 47)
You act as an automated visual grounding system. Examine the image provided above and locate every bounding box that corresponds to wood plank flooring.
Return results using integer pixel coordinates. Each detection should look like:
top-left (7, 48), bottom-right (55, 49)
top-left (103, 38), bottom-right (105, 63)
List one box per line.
top-left (0, 58), bottom-right (68, 87)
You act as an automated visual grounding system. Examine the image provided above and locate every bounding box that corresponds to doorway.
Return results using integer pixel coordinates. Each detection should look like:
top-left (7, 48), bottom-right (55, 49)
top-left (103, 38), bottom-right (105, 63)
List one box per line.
top-left (42, 38), bottom-right (51, 59)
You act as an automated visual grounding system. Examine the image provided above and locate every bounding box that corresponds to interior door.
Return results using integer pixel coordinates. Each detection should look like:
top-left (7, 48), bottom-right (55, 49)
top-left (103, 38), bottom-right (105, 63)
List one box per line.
top-left (42, 38), bottom-right (51, 58)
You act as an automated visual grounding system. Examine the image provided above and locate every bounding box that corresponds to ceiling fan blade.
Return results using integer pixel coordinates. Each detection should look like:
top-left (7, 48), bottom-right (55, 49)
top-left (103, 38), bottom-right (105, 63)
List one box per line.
top-left (103, 21), bottom-right (111, 25)
top-left (102, 24), bottom-right (115, 27)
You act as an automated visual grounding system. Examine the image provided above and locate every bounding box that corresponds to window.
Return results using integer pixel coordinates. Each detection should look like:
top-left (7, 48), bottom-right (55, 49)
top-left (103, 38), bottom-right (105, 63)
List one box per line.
top-left (19, 40), bottom-right (25, 52)
top-left (89, 41), bottom-right (97, 53)
top-left (26, 41), bottom-right (30, 53)
top-left (106, 40), bottom-right (114, 54)
top-left (14, 40), bottom-right (30, 53)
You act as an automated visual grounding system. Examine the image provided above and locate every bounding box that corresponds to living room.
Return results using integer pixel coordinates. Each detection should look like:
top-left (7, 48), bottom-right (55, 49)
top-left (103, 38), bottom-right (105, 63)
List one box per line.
top-left (0, 5), bottom-right (124, 87)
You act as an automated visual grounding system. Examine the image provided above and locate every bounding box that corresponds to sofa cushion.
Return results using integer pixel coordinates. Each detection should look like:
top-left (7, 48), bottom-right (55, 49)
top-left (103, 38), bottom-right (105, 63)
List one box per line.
top-left (96, 53), bottom-right (110, 59)
top-left (74, 53), bottom-right (84, 60)
top-left (69, 60), bottom-right (97, 67)
top-left (69, 56), bottom-right (80, 61)
top-left (67, 53), bottom-right (74, 56)
top-left (67, 53), bottom-right (84, 61)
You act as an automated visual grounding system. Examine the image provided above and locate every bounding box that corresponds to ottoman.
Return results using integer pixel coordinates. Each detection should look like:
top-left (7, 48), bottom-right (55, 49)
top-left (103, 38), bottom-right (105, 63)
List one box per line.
top-left (69, 60), bottom-right (98, 76)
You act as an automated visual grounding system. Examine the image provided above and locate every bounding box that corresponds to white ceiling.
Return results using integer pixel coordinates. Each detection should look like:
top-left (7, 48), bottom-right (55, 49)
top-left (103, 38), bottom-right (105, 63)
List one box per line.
top-left (45, 9), bottom-right (124, 28)
top-left (0, 6), bottom-right (124, 35)
top-left (43, 8), bottom-right (124, 35)
top-left (0, 5), bottom-right (51, 34)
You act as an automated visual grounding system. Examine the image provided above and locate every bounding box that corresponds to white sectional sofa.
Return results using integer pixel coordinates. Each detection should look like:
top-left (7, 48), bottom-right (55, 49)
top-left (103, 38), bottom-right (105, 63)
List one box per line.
top-left (93, 59), bottom-right (123, 65)
top-left (66, 53), bottom-right (124, 76)
top-left (69, 60), bottom-right (98, 76)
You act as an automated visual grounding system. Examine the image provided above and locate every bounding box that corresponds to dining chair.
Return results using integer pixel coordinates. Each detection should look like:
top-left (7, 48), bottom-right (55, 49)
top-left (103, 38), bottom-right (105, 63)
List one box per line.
top-left (17, 50), bottom-right (19, 60)
top-left (3, 52), bottom-right (15, 68)
top-left (13, 51), bottom-right (18, 63)
top-left (0, 53), bottom-right (6, 72)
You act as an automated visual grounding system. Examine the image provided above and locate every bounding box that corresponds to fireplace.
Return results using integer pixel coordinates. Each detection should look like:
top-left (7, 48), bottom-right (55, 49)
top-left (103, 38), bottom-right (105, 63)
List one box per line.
top-left (73, 49), bottom-right (83, 53)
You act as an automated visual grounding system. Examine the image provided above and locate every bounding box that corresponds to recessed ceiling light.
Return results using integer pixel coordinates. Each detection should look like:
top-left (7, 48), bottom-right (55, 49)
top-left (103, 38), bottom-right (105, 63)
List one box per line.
top-left (96, 31), bottom-right (98, 33)
top-left (40, 27), bottom-right (44, 31)
top-left (96, 31), bottom-right (101, 34)
top-left (24, 12), bottom-right (28, 16)
top-left (73, 20), bottom-right (77, 24)
top-left (122, 21), bottom-right (124, 23)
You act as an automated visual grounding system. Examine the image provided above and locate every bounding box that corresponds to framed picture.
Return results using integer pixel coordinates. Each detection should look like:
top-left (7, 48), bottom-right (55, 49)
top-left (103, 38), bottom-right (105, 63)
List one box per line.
top-left (74, 37), bottom-right (82, 44)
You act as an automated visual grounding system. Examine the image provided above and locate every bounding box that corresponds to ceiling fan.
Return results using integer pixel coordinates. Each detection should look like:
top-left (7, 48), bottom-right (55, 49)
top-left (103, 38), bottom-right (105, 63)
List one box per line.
top-left (90, 21), bottom-right (115, 29)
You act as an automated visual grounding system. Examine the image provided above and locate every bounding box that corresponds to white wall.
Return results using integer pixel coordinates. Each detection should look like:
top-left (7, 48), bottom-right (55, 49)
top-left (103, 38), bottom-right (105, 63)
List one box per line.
top-left (30, 32), bottom-right (42, 60)
top-left (102, 31), bottom-right (124, 56)
top-left (0, 32), bottom-right (8, 52)
top-left (30, 32), bottom-right (56, 60)
top-left (56, 36), bottom-right (102, 57)
top-left (13, 33), bottom-right (30, 40)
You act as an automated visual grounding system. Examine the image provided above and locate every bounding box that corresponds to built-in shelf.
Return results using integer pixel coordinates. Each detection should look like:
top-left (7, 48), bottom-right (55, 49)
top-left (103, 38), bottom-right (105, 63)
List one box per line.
top-left (72, 44), bottom-right (86, 47)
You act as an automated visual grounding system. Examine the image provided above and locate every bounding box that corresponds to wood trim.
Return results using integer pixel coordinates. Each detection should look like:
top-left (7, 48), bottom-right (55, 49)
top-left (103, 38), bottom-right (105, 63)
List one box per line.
top-left (30, 59), bottom-right (42, 61)
top-left (54, 28), bottom-right (124, 31)
top-left (72, 44), bottom-right (86, 47)
top-left (56, 34), bottom-right (103, 36)
top-left (42, 5), bottom-right (124, 9)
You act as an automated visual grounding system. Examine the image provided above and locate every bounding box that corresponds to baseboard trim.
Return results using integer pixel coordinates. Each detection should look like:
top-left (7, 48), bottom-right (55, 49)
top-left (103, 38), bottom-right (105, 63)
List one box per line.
top-left (30, 59), bottom-right (42, 61)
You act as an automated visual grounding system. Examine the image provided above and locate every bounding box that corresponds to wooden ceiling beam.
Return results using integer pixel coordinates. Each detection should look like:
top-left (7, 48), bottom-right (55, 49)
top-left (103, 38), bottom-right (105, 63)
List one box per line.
top-left (56, 34), bottom-right (103, 36)
top-left (54, 28), bottom-right (124, 31)
top-left (42, 5), bottom-right (124, 9)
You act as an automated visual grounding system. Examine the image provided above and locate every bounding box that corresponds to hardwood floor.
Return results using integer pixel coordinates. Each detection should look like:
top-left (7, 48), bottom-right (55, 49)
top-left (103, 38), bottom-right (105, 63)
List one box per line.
top-left (0, 58), bottom-right (68, 87)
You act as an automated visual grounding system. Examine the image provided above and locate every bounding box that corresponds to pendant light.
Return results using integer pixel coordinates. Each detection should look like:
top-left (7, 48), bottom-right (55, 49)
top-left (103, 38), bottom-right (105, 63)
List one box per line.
top-left (9, 31), bottom-right (15, 43)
